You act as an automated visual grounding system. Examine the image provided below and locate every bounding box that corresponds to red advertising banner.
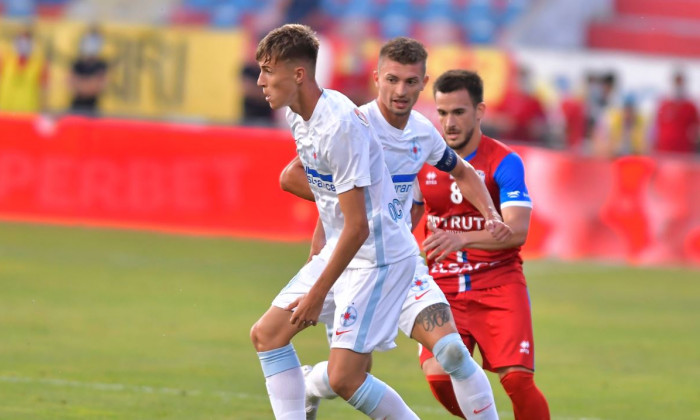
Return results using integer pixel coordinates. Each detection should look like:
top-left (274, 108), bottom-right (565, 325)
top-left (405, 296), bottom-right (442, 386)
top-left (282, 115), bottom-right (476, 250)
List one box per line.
top-left (0, 114), bottom-right (317, 241)
top-left (1, 114), bottom-right (699, 266)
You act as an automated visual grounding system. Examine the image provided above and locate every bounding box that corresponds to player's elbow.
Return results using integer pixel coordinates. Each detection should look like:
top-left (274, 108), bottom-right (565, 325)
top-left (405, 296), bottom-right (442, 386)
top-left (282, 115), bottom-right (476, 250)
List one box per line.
top-left (279, 167), bottom-right (293, 193)
top-left (511, 230), bottom-right (528, 248)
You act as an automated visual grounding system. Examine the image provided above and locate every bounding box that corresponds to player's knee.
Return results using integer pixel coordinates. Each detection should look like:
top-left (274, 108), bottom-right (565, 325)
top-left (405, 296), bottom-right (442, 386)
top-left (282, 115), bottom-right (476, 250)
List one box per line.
top-left (250, 319), bottom-right (274, 351)
top-left (421, 356), bottom-right (445, 376)
top-left (249, 321), bottom-right (262, 350)
top-left (327, 370), bottom-right (365, 400)
top-left (434, 333), bottom-right (476, 381)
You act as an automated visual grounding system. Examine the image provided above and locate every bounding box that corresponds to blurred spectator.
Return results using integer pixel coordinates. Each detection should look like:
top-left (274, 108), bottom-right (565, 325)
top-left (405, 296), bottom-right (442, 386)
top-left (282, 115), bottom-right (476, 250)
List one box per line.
top-left (652, 69), bottom-right (699, 154)
top-left (68, 25), bottom-right (108, 116)
top-left (552, 74), bottom-right (586, 151)
top-left (240, 62), bottom-right (274, 126)
top-left (484, 65), bottom-right (548, 145)
top-left (592, 93), bottom-right (648, 158)
top-left (0, 25), bottom-right (48, 113)
top-left (585, 71), bottom-right (617, 140)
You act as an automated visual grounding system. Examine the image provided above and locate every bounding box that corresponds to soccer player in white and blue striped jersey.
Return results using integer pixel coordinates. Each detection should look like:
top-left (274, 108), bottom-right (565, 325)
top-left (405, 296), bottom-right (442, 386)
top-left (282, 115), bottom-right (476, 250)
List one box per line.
top-left (249, 24), bottom-right (422, 420)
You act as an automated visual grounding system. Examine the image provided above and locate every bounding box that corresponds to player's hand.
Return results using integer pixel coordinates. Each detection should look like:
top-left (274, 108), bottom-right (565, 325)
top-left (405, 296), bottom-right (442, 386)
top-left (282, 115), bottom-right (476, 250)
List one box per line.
top-left (485, 215), bottom-right (512, 242)
top-left (423, 222), bottom-right (464, 262)
top-left (285, 293), bottom-right (322, 329)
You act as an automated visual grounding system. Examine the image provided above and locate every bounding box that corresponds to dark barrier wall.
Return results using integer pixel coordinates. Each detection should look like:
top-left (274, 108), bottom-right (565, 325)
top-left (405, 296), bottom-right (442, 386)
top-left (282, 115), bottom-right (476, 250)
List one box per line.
top-left (1, 114), bottom-right (699, 266)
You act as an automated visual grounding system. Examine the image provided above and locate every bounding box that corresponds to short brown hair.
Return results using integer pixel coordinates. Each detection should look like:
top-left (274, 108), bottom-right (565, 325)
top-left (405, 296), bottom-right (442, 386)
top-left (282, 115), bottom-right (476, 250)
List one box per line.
top-left (256, 24), bottom-right (319, 70)
top-left (378, 37), bottom-right (428, 73)
top-left (433, 70), bottom-right (484, 107)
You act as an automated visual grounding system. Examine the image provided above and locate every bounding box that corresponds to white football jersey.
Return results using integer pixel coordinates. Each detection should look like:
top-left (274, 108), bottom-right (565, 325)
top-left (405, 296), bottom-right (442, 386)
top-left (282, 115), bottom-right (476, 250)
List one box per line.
top-left (359, 100), bottom-right (451, 229)
top-left (286, 90), bottom-right (418, 268)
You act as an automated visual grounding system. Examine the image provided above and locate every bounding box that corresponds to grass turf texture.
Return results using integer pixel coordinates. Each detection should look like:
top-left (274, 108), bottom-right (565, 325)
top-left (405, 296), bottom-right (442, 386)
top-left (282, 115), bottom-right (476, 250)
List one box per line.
top-left (1, 222), bottom-right (698, 419)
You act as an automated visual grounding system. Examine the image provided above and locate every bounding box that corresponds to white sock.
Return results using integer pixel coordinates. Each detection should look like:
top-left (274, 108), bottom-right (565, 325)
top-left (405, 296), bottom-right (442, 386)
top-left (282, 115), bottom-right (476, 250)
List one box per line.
top-left (348, 374), bottom-right (419, 420)
top-left (305, 361), bottom-right (338, 399)
top-left (433, 333), bottom-right (498, 419)
top-left (452, 365), bottom-right (498, 419)
top-left (258, 344), bottom-right (305, 419)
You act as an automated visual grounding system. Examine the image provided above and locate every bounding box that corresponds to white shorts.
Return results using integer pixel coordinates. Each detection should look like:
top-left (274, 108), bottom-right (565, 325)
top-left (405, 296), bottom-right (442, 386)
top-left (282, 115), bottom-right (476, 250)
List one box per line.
top-left (397, 256), bottom-right (450, 337)
top-left (271, 255), bottom-right (416, 353)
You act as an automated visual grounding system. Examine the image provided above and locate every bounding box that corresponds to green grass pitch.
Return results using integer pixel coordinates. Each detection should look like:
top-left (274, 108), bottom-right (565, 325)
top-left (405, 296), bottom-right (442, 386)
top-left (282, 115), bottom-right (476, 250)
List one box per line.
top-left (1, 222), bottom-right (698, 419)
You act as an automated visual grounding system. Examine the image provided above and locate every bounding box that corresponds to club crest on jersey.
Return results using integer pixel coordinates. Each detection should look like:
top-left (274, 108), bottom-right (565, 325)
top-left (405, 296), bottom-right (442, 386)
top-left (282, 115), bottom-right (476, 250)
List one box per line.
top-left (410, 276), bottom-right (429, 292)
top-left (409, 140), bottom-right (422, 161)
top-left (339, 305), bottom-right (358, 327)
top-left (354, 108), bottom-right (369, 126)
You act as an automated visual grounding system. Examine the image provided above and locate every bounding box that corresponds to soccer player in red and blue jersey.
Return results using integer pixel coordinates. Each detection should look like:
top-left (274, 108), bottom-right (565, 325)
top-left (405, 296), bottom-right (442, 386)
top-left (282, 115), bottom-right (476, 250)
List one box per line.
top-left (414, 69), bottom-right (550, 420)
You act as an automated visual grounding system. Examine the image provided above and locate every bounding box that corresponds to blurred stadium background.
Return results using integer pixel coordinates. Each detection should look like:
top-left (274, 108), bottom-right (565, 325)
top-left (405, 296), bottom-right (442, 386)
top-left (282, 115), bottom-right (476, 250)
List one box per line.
top-left (0, 0), bottom-right (699, 419)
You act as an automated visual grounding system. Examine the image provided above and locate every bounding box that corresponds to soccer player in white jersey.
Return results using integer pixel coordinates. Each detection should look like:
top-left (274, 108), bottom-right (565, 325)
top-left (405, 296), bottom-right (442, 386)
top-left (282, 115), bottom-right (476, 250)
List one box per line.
top-left (280, 37), bottom-right (508, 419)
top-left (249, 25), bottom-right (421, 420)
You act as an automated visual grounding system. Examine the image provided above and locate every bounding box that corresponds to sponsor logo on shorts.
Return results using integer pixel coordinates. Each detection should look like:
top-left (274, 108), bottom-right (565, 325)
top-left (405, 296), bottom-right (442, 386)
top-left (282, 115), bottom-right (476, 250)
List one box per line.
top-left (414, 290), bottom-right (430, 300)
top-left (410, 277), bottom-right (429, 292)
top-left (339, 305), bottom-right (358, 327)
top-left (519, 340), bottom-right (530, 354)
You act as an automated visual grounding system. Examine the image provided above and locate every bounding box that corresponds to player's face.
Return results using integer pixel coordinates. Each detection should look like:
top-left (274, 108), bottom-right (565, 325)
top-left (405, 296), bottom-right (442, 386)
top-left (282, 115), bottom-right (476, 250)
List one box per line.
top-left (257, 58), bottom-right (299, 110)
top-left (374, 59), bottom-right (428, 120)
top-left (435, 89), bottom-right (484, 153)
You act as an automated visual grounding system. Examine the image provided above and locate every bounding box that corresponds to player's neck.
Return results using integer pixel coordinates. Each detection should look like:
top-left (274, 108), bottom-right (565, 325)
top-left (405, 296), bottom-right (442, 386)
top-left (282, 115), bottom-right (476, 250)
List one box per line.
top-left (457, 128), bottom-right (482, 159)
top-left (376, 99), bottom-right (410, 130)
top-left (291, 82), bottom-right (323, 121)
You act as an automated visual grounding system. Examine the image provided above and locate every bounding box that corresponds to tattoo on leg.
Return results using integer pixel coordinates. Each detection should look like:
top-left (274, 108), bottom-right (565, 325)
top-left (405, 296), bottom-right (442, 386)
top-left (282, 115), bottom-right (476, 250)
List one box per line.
top-left (415, 303), bottom-right (452, 332)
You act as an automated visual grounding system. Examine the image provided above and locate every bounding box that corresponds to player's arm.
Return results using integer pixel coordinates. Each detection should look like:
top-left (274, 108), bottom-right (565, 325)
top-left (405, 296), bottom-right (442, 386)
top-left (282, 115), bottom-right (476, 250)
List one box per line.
top-left (424, 151), bottom-right (531, 261)
top-left (288, 187), bottom-right (369, 326)
top-left (307, 217), bottom-right (326, 262)
top-left (427, 129), bottom-right (510, 240)
top-left (424, 206), bottom-right (530, 261)
top-left (279, 155), bottom-right (315, 201)
top-left (411, 179), bottom-right (425, 232)
top-left (448, 159), bottom-right (511, 241)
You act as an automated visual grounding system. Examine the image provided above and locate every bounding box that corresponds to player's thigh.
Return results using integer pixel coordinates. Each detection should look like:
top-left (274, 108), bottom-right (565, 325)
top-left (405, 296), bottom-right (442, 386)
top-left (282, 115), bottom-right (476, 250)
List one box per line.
top-left (398, 256), bottom-right (456, 342)
top-left (251, 305), bottom-right (309, 351)
top-left (270, 255), bottom-right (336, 325)
top-left (330, 257), bottom-right (416, 354)
top-left (464, 283), bottom-right (535, 371)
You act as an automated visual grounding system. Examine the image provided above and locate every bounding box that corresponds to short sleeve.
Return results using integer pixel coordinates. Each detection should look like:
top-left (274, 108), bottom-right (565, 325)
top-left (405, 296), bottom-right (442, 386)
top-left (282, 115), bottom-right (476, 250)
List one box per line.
top-left (425, 126), bottom-right (449, 167)
top-left (325, 120), bottom-right (372, 194)
top-left (494, 152), bottom-right (532, 209)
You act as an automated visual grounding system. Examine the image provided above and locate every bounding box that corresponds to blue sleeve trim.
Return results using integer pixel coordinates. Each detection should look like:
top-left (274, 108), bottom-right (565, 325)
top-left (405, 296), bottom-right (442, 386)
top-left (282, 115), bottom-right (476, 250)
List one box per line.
top-left (494, 152), bottom-right (531, 206)
top-left (434, 147), bottom-right (458, 172)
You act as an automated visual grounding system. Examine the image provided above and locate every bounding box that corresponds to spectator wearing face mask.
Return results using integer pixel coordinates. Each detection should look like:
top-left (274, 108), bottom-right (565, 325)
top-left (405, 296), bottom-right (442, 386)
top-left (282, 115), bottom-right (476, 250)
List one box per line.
top-left (68, 25), bottom-right (108, 116)
top-left (0, 26), bottom-right (49, 113)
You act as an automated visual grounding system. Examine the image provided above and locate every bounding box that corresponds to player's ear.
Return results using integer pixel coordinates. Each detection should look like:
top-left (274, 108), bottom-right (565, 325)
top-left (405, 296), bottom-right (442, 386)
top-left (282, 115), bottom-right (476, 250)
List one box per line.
top-left (294, 65), bottom-right (305, 85)
top-left (373, 70), bottom-right (379, 86)
top-left (422, 74), bottom-right (429, 89)
top-left (476, 102), bottom-right (486, 120)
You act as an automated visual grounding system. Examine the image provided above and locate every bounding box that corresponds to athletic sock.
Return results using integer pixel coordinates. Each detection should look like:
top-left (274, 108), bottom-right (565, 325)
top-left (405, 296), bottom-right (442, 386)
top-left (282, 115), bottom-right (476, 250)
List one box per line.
top-left (257, 343), bottom-right (305, 419)
top-left (500, 371), bottom-right (550, 420)
top-left (426, 374), bottom-right (465, 418)
top-left (305, 361), bottom-right (338, 399)
top-left (433, 333), bottom-right (498, 419)
top-left (348, 374), bottom-right (419, 420)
